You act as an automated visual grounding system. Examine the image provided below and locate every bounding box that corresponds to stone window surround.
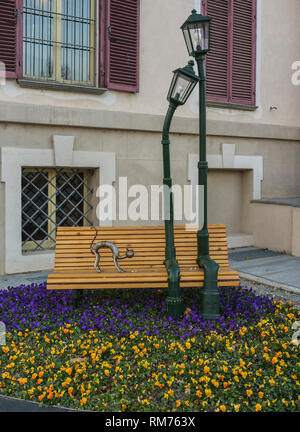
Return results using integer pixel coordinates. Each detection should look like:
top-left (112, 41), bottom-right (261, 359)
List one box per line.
top-left (0, 138), bottom-right (116, 274)
top-left (188, 144), bottom-right (264, 201)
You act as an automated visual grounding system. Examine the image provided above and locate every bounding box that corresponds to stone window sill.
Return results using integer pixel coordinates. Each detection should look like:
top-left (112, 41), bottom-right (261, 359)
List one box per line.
top-left (17, 79), bottom-right (107, 95)
top-left (207, 100), bottom-right (258, 111)
top-left (251, 198), bottom-right (300, 208)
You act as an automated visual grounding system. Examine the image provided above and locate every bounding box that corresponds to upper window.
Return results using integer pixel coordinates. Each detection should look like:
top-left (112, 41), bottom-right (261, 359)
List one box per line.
top-left (0, 0), bottom-right (140, 92)
top-left (23, 0), bottom-right (96, 86)
top-left (202, 0), bottom-right (256, 106)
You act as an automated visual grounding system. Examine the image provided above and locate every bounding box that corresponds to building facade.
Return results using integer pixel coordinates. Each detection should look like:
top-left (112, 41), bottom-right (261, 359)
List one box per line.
top-left (0, 0), bottom-right (299, 275)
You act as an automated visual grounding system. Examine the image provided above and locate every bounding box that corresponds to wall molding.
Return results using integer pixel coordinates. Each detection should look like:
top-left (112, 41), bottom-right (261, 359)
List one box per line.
top-left (0, 101), bottom-right (299, 142)
top-left (0, 145), bottom-right (116, 274)
top-left (188, 144), bottom-right (263, 200)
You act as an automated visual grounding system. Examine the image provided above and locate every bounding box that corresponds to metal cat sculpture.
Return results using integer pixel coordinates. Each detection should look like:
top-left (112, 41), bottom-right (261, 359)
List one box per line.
top-left (90, 228), bottom-right (135, 273)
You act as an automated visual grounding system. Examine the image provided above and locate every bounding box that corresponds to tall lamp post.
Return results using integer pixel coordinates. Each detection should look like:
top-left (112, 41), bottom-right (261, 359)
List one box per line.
top-left (162, 61), bottom-right (200, 319)
top-left (181, 10), bottom-right (220, 320)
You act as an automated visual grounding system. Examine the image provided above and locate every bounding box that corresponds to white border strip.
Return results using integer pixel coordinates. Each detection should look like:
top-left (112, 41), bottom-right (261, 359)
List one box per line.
top-left (1, 146), bottom-right (116, 274)
top-left (188, 144), bottom-right (263, 200)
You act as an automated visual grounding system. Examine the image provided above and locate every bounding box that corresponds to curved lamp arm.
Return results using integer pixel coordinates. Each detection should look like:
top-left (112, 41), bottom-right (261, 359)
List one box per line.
top-left (161, 100), bottom-right (184, 319)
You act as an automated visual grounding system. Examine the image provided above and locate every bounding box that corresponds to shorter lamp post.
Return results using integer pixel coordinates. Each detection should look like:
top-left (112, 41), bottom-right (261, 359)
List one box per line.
top-left (181, 10), bottom-right (221, 320)
top-left (162, 61), bottom-right (200, 319)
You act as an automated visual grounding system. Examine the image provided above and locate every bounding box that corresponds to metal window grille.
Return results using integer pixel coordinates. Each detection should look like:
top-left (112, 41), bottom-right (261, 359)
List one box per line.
top-left (22, 168), bottom-right (94, 252)
top-left (23, 0), bottom-right (96, 85)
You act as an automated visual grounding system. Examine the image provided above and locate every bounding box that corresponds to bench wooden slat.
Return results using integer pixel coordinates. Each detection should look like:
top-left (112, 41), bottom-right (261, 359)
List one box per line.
top-left (48, 273), bottom-right (239, 283)
top-left (54, 251), bottom-right (228, 259)
top-left (56, 224), bottom-right (226, 232)
top-left (47, 224), bottom-right (239, 290)
top-left (54, 260), bottom-right (230, 266)
top-left (56, 232), bottom-right (227, 239)
top-left (48, 283), bottom-right (240, 290)
top-left (48, 267), bottom-right (239, 277)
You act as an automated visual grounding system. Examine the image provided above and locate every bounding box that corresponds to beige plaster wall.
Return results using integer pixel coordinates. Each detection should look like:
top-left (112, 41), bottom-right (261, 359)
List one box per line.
top-left (291, 207), bottom-right (300, 257)
top-left (249, 203), bottom-right (293, 253)
top-left (249, 202), bottom-right (300, 256)
top-left (0, 0), bottom-right (299, 275)
top-left (0, 0), bottom-right (299, 128)
top-left (205, 0), bottom-right (300, 127)
top-left (0, 122), bottom-right (299, 200)
top-left (0, 121), bottom-right (298, 224)
top-left (207, 135), bottom-right (300, 199)
top-left (0, 118), bottom-right (299, 274)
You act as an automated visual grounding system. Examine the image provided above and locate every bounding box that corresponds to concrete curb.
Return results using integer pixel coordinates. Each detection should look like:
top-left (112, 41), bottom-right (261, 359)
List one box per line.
top-left (238, 271), bottom-right (300, 295)
top-left (0, 394), bottom-right (81, 412)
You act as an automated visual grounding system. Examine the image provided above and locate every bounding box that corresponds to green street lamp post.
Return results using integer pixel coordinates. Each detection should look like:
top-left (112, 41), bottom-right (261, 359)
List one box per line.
top-left (162, 61), bottom-right (200, 319)
top-left (181, 10), bottom-right (220, 320)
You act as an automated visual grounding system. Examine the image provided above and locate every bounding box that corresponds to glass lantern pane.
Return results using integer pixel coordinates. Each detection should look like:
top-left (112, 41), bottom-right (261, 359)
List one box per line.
top-left (187, 22), bottom-right (210, 53)
top-left (174, 75), bottom-right (192, 103)
top-left (183, 27), bottom-right (194, 56)
top-left (167, 73), bottom-right (178, 101)
top-left (171, 73), bottom-right (196, 104)
top-left (182, 80), bottom-right (197, 103)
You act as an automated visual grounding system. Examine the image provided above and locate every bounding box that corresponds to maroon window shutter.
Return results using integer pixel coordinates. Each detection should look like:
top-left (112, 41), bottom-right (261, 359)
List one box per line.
top-left (106, 0), bottom-right (140, 92)
top-left (205, 0), bottom-right (230, 102)
top-left (0, 0), bottom-right (21, 78)
top-left (231, 0), bottom-right (256, 105)
top-left (203, 0), bottom-right (256, 105)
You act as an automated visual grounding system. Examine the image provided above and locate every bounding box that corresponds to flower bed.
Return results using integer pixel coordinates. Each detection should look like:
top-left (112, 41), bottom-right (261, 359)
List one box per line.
top-left (0, 283), bottom-right (299, 412)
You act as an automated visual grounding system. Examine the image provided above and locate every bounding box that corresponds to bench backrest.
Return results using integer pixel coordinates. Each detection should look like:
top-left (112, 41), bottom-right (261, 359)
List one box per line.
top-left (53, 224), bottom-right (229, 272)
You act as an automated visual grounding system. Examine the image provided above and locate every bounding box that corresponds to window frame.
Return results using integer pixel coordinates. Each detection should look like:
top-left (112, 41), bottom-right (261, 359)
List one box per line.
top-left (8, 0), bottom-right (140, 92)
top-left (21, 0), bottom-right (97, 87)
top-left (1, 146), bottom-right (116, 274)
top-left (22, 167), bottom-right (93, 253)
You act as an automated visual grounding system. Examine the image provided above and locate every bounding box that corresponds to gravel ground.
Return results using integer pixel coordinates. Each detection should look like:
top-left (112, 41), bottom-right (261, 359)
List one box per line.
top-left (240, 277), bottom-right (300, 310)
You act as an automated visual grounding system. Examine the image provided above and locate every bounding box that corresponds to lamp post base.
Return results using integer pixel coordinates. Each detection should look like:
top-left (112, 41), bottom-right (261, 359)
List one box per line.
top-left (167, 296), bottom-right (184, 319)
top-left (73, 289), bottom-right (83, 306)
top-left (199, 258), bottom-right (220, 320)
top-left (165, 260), bottom-right (184, 319)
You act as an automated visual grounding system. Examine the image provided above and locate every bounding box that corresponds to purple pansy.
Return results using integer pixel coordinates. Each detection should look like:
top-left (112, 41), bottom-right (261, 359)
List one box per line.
top-left (0, 283), bottom-right (275, 338)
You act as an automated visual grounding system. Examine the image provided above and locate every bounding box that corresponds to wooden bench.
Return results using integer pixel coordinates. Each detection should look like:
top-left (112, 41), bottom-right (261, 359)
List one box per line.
top-left (47, 224), bottom-right (239, 290)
